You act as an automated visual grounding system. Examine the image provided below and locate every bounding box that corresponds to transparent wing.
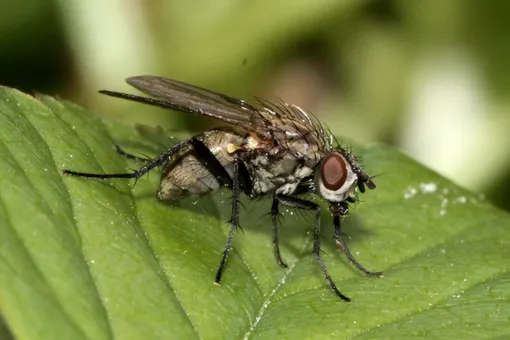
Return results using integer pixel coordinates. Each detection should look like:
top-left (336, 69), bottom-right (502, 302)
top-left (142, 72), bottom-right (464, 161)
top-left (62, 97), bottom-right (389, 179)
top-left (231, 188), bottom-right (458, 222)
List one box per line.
top-left (100, 75), bottom-right (262, 127)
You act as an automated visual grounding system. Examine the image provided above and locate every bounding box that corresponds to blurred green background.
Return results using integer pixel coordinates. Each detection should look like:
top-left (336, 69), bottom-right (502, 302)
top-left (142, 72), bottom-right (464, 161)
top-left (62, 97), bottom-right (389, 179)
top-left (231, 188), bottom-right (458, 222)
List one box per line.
top-left (1, 0), bottom-right (509, 211)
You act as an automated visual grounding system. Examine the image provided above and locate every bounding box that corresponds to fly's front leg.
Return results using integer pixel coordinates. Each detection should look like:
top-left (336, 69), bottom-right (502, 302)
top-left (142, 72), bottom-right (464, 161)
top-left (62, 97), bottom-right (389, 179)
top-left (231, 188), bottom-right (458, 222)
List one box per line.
top-left (214, 157), bottom-right (242, 284)
top-left (276, 194), bottom-right (351, 301)
top-left (270, 197), bottom-right (288, 268)
top-left (333, 215), bottom-right (383, 276)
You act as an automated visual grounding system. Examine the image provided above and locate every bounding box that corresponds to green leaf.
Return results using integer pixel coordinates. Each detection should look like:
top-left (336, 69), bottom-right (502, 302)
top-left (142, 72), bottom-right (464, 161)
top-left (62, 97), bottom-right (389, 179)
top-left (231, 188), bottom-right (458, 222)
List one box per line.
top-left (0, 86), bottom-right (509, 339)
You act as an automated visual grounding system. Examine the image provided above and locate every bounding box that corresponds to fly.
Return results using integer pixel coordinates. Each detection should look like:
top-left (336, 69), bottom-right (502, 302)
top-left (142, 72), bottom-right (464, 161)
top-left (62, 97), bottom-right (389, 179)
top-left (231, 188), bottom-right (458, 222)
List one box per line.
top-left (63, 76), bottom-right (382, 301)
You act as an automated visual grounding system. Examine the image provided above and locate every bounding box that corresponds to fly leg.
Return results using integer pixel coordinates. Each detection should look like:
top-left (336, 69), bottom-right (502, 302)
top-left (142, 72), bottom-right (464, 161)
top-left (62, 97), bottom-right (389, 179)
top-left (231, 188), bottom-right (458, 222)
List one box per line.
top-left (270, 197), bottom-right (288, 268)
top-left (63, 137), bottom-right (244, 186)
top-left (188, 137), bottom-right (252, 193)
top-left (333, 215), bottom-right (383, 276)
top-left (65, 136), bottom-right (253, 286)
top-left (276, 194), bottom-right (351, 302)
top-left (187, 140), bottom-right (252, 284)
top-left (188, 141), bottom-right (251, 284)
top-left (63, 138), bottom-right (196, 180)
top-left (114, 145), bottom-right (152, 163)
top-left (189, 138), bottom-right (233, 189)
top-left (214, 157), bottom-right (243, 284)
top-left (189, 138), bottom-right (254, 284)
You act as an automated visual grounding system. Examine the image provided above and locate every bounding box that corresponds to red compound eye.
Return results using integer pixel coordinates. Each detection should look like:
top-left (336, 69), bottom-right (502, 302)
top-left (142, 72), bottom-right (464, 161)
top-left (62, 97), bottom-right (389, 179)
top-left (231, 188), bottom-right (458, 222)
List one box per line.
top-left (321, 153), bottom-right (347, 191)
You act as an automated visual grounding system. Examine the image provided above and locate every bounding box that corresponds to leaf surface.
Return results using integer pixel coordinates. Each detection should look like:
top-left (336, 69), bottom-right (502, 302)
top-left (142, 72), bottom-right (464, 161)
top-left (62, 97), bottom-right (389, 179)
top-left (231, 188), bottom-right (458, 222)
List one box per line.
top-left (0, 87), bottom-right (508, 339)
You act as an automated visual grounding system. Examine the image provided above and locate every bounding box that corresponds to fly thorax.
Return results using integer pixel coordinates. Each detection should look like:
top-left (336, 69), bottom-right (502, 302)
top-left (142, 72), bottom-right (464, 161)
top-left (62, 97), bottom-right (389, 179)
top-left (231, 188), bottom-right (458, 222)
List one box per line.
top-left (275, 158), bottom-right (314, 196)
top-left (270, 120), bottom-right (325, 169)
top-left (245, 135), bottom-right (260, 151)
top-left (315, 151), bottom-right (358, 202)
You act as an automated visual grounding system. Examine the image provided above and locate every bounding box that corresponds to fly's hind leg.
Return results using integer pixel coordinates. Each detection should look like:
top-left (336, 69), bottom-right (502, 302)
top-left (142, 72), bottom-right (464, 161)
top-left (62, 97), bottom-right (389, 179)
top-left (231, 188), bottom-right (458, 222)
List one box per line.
top-left (63, 137), bottom-right (237, 183)
top-left (184, 139), bottom-right (253, 285)
top-left (64, 136), bottom-right (254, 287)
top-left (114, 145), bottom-right (152, 164)
top-left (63, 138), bottom-right (196, 180)
top-left (214, 157), bottom-right (247, 284)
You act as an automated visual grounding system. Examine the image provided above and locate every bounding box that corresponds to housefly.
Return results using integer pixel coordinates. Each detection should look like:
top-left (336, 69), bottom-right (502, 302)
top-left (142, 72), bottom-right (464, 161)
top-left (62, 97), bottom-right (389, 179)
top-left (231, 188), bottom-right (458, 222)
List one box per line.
top-left (63, 76), bottom-right (382, 301)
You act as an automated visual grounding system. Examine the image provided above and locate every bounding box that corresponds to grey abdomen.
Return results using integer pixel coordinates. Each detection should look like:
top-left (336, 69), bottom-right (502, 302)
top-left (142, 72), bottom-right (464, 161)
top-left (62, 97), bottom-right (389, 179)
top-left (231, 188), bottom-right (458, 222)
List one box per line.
top-left (156, 129), bottom-right (242, 200)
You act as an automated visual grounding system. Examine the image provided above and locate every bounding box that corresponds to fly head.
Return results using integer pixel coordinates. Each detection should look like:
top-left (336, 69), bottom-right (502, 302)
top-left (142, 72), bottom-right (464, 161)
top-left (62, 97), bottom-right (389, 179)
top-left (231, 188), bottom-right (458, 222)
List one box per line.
top-left (314, 149), bottom-right (376, 213)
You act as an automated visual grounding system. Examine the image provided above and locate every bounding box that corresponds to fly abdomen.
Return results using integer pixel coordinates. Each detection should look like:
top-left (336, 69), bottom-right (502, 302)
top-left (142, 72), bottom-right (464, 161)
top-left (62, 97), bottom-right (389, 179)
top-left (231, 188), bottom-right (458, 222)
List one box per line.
top-left (157, 129), bottom-right (244, 200)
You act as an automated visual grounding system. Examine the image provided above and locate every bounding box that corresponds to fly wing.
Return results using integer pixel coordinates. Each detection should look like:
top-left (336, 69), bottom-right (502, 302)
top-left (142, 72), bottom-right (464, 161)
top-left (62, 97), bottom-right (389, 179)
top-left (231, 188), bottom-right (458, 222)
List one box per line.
top-left (100, 75), bottom-right (264, 128)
